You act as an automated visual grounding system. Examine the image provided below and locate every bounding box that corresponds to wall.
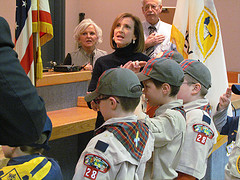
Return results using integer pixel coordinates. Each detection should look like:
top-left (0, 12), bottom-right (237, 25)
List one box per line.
top-left (66, 0), bottom-right (177, 55)
top-left (215, 0), bottom-right (240, 72)
top-left (0, 0), bottom-right (16, 42)
top-left (65, 0), bottom-right (240, 72)
top-left (0, 0), bottom-right (239, 71)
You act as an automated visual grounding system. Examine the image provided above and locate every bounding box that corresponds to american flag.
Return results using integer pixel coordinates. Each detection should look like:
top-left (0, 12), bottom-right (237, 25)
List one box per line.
top-left (15, 0), bottom-right (35, 83)
top-left (15, 0), bottom-right (53, 83)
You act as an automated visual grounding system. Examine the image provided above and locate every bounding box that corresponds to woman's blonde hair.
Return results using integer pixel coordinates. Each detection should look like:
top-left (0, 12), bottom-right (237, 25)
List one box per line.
top-left (73, 18), bottom-right (103, 45)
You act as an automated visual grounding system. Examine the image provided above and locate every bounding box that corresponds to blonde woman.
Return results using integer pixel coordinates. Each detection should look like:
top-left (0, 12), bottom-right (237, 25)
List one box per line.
top-left (64, 19), bottom-right (107, 70)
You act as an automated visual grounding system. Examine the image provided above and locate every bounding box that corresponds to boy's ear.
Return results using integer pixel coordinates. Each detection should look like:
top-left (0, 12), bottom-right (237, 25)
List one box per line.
top-left (192, 83), bottom-right (201, 95)
top-left (109, 97), bottom-right (118, 110)
top-left (162, 83), bottom-right (171, 95)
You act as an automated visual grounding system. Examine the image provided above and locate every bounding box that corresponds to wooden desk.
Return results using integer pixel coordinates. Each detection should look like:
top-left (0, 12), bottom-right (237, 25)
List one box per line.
top-left (36, 70), bottom-right (91, 87)
top-left (48, 107), bottom-right (97, 141)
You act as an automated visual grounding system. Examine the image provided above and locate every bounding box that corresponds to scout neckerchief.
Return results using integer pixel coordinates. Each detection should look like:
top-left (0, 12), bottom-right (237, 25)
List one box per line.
top-left (198, 103), bottom-right (212, 116)
top-left (95, 120), bottom-right (149, 161)
top-left (172, 106), bottom-right (186, 119)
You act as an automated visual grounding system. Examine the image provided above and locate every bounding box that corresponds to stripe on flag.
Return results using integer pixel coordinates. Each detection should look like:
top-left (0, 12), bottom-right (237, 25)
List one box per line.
top-left (32, 0), bottom-right (53, 79)
top-left (15, 0), bottom-right (35, 83)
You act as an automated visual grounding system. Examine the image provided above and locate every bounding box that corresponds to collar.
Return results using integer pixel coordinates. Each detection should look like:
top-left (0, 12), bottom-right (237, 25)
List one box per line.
top-left (183, 98), bottom-right (210, 112)
top-left (7, 154), bottom-right (42, 166)
top-left (95, 115), bottom-right (149, 161)
top-left (155, 99), bottom-right (183, 116)
top-left (79, 46), bottom-right (96, 57)
top-left (95, 115), bottom-right (138, 132)
top-left (145, 19), bottom-right (161, 32)
top-left (113, 42), bottom-right (135, 57)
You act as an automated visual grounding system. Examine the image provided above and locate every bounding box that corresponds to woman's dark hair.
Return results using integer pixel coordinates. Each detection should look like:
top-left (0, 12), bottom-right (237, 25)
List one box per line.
top-left (110, 12), bottom-right (145, 53)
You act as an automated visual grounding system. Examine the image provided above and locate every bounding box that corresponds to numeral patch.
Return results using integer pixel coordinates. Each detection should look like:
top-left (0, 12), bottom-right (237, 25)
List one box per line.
top-left (84, 166), bottom-right (99, 180)
top-left (196, 133), bottom-right (207, 145)
top-left (192, 124), bottom-right (214, 145)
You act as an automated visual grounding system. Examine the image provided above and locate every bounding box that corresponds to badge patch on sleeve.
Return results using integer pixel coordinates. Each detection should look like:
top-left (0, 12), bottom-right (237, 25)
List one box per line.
top-left (237, 156), bottom-right (240, 174)
top-left (193, 124), bottom-right (214, 145)
top-left (83, 154), bottom-right (110, 180)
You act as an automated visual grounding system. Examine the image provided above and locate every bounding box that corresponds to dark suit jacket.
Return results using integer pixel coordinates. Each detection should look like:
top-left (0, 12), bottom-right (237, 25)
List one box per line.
top-left (0, 16), bottom-right (47, 146)
top-left (221, 116), bottom-right (239, 145)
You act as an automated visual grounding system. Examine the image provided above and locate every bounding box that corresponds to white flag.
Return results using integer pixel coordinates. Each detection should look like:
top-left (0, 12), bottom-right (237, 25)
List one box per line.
top-left (171, 0), bottom-right (229, 115)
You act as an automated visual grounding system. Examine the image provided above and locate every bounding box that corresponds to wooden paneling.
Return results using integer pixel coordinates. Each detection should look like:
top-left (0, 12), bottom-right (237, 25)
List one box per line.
top-left (48, 107), bottom-right (97, 140)
top-left (227, 71), bottom-right (239, 83)
top-left (36, 70), bottom-right (91, 87)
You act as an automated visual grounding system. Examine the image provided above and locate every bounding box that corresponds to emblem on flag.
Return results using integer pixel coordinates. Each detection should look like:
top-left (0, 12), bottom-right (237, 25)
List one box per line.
top-left (196, 6), bottom-right (219, 62)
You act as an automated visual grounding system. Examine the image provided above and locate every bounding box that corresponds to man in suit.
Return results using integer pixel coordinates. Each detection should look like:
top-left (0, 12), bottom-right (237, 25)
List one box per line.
top-left (141, 0), bottom-right (176, 58)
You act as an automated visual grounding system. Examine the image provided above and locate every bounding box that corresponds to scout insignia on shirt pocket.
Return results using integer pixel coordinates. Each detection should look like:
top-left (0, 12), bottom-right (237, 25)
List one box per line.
top-left (83, 154), bottom-right (110, 180)
top-left (193, 124), bottom-right (214, 145)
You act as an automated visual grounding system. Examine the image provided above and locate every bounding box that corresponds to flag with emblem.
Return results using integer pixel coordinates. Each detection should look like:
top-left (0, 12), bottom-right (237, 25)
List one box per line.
top-left (32, 0), bottom-right (53, 80)
top-left (171, 0), bottom-right (229, 115)
top-left (15, 0), bottom-right (35, 84)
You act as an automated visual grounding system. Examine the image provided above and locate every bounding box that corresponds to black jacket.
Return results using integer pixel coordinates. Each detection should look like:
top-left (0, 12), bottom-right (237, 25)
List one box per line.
top-left (88, 43), bottom-right (150, 129)
top-left (0, 17), bottom-right (47, 146)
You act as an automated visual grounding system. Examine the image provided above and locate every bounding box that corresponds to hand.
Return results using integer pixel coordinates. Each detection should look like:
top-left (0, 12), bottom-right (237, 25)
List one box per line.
top-left (218, 87), bottom-right (232, 111)
top-left (83, 63), bottom-right (93, 71)
top-left (145, 33), bottom-right (165, 49)
top-left (121, 60), bottom-right (147, 73)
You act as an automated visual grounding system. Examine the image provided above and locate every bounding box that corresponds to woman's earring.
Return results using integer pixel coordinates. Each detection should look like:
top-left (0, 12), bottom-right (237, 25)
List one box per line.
top-left (133, 39), bottom-right (135, 44)
top-left (112, 37), bottom-right (115, 40)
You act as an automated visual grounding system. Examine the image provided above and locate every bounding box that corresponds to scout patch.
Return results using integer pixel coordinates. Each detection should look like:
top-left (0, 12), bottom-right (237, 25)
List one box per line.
top-left (83, 154), bottom-right (110, 180)
top-left (95, 140), bottom-right (109, 153)
top-left (226, 141), bottom-right (235, 156)
top-left (193, 124), bottom-right (214, 145)
top-left (237, 156), bottom-right (240, 174)
top-left (0, 169), bottom-right (22, 180)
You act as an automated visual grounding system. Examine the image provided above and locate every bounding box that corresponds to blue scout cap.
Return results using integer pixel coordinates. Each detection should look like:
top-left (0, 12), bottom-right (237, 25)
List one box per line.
top-left (232, 84), bottom-right (240, 95)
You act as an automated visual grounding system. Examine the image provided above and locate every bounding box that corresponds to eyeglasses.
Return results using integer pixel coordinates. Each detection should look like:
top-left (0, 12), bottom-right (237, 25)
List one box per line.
top-left (143, 4), bottom-right (159, 11)
top-left (93, 96), bottom-right (120, 104)
top-left (93, 96), bottom-right (110, 104)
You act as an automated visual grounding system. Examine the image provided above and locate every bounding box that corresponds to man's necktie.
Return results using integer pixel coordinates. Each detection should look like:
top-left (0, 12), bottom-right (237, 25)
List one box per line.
top-left (146, 26), bottom-right (157, 58)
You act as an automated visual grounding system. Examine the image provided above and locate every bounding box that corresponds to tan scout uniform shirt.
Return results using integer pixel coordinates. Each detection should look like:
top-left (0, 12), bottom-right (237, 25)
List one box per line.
top-left (176, 99), bottom-right (218, 179)
top-left (225, 116), bottom-right (240, 180)
top-left (73, 115), bottom-right (154, 180)
top-left (143, 100), bottom-right (186, 180)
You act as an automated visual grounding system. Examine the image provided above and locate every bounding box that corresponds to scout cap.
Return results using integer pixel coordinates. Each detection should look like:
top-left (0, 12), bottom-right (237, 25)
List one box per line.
top-left (85, 68), bottom-right (142, 102)
top-left (157, 50), bottom-right (184, 64)
top-left (232, 84), bottom-right (240, 95)
top-left (137, 57), bottom-right (184, 86)
top-left (180, 59), bottom-right (211, 89)
top-left (30, 116), bottom-right (52, 150)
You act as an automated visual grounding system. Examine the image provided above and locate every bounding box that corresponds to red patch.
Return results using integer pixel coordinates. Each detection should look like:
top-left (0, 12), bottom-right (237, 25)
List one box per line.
top-left (196, 133), bottom-right (208, 145)
top-left (84, 166), bottom-right (99, 180)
